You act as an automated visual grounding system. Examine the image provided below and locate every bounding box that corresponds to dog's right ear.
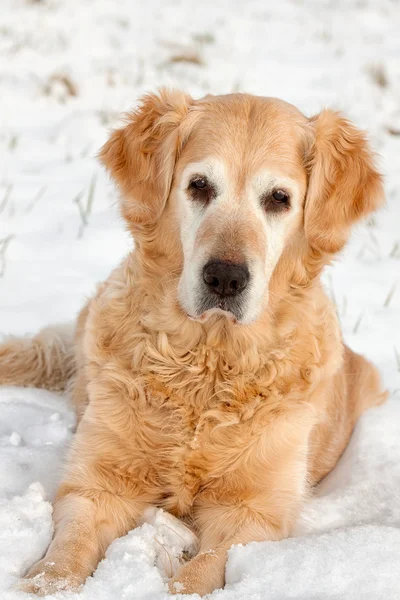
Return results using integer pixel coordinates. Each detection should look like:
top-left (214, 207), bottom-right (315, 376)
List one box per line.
top-left (99, 89), bottom-right (193, 230)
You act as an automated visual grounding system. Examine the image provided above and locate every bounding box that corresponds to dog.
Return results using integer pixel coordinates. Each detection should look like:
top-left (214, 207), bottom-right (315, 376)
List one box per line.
top-left (0, 89), bottom-right (387, 596)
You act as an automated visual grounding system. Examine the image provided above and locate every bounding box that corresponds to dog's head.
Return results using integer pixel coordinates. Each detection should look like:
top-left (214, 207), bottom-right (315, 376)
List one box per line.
top-left (100, 90), bottom-right (384, 324)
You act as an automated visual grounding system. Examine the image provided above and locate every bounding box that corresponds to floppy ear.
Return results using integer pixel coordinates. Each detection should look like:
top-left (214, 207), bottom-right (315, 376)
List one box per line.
top-left (99, 88), bottom-right (193, 230)
top-left (304, 110), bottom-right (384, 254)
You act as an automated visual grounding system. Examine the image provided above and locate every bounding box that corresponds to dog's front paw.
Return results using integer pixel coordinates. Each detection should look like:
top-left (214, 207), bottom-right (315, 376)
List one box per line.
top-left (168, 550), bottom-right (225, 596)
top-left (19, 559), bottom-right (82, 596)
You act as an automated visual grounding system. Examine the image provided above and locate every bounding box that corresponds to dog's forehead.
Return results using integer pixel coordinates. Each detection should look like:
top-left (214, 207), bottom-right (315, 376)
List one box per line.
top-left (179, 95), bottom-right (308, 184)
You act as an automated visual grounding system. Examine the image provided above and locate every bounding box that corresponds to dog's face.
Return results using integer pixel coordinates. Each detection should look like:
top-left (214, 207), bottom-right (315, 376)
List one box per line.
top-left (100, 90), bottom-right (383, 325)
top-left (172, 98), bottom-right (307, 323)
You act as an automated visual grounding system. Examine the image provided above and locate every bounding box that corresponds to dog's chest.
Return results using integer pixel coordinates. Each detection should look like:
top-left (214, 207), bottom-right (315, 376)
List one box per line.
top-left (138, 386), bottom-right (212, 515)
top-left (135, 380), bottom-right (266, 517)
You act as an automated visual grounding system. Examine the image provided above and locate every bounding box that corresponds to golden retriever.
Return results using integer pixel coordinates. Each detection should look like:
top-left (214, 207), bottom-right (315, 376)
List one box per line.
top-left (0, 89), bottom-right (387, 596)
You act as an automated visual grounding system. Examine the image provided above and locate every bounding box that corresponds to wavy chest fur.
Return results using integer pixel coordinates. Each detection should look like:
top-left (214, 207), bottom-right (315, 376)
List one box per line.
top-left (122, 360), bottom-right (307, 516)
top-left (84, 267), bottom-right (341, 516)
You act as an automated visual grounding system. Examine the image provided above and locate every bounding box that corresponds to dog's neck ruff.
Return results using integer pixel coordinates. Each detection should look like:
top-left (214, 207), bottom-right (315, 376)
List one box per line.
top-left (111, 251), bottom-right (341, 411)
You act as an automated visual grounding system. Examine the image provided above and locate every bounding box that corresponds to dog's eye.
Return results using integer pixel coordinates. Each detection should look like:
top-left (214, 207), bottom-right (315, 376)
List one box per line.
top-left (188, 176), bottom-right (216, 205)
top-left (272, 190), bottom-right (289, 204)
top-left (190, 177), bottom-right (208, 190)
top-left (262, 189), bottom-right (291, 212)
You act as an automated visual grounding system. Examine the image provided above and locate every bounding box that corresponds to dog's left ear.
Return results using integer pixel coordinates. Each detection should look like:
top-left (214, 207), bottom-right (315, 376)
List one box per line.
top-left (99, 88), bottom-right (193, 231)
top-left (304, 110), bottom-right (384, 254)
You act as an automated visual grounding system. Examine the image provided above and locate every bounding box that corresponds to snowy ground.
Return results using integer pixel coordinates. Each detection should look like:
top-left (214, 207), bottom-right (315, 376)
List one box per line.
top-left (1, 0), bottom-right (400, 598)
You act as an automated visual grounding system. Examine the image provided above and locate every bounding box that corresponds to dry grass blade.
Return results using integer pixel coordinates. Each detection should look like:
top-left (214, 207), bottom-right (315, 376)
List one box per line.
top-left (192, 32), bottom-right (215, 44)
top-left (168, 52), bottom-right (203, 66)
top-left (26, 186), bottom-right (47, 212)
top-left (357, 244), bottom-right (365, 260)
top-left (383, 282), bottom-right (398, 308)
top-left (368, 230), bottom-right (380, 256)
top-left (368, 230), bottom-right (379, 247)
top-left (73, 189), bottom-right (86, 221)
top-left (394, 347), bottom-right (400, 372)
top-left (44, 73), bottom-right (78, 98)
top-left (0, 234), bottom-right (15, 277)
top-left (74, 174), bottom-right (97, 238)
top-left (0, 184), bottom-right (13, 214)
top-left (8, 134), bottom-right (18, 151)
top-left (389, 241), bottom-right (400, 258)
top-left (86, 174), bottom-right (97, 218)
top-left (367, 63), bottom-right (388, 88)
top-left (352, 311), bottom-right (364, 334)
top-left (387, 127), bottom-right (400, 136)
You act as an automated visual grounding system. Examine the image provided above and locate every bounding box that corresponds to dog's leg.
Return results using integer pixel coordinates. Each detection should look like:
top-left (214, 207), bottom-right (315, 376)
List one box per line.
top-left (168, 497), bottom-right (302, 596)
top-left (168, 410), bottom-right (312, 597)
top-left (19, 489), bottom-right (148, 596)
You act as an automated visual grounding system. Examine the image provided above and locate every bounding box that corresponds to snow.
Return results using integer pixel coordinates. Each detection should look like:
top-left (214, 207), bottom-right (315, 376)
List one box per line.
top-left (1, 0), bottom-right (400, 598)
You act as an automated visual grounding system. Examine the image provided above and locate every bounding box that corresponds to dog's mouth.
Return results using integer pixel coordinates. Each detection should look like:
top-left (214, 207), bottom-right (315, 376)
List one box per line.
top-left (187, 296), bottom-right (244, 324)
top-left (189, 306), bottom-right (238, 324)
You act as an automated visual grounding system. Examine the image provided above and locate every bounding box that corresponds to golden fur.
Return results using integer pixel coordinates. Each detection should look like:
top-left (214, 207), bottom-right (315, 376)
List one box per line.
top-left (0, 90), bottom-right (387, 596)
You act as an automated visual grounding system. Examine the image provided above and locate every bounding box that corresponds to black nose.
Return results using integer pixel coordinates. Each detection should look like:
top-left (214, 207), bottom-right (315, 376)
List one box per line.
top-left (202, 261), bottom-right (250, 298)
